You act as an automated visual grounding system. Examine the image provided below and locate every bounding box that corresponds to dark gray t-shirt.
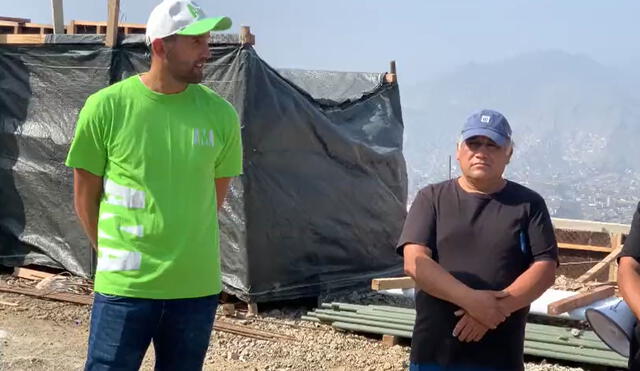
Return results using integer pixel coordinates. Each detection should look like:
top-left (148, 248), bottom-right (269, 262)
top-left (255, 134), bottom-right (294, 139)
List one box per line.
top-left (619, 202), bottom-right (640, 261)
top-left (397, 179), bottom-right (558, 370)
top-left (617, 202), bottom-right (640, 370)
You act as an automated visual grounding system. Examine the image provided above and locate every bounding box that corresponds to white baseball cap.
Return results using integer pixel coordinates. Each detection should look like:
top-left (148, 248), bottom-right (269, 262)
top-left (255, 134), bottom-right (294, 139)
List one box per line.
top-left (145, 0), bottom-right (232, 45)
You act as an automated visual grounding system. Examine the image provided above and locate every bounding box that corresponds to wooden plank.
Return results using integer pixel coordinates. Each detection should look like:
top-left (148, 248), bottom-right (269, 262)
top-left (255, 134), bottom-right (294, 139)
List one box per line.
top-left (385, 60), bottom-right (397, 83)
top-left (382, 334), bottom-right (399, 347)
top-left (371, 277), bottom-right (415, 291)
top-left (575, 244), bottom-right (624, 283)
top-left (0, 281), bottom-right (92, 305)
top-left (71, 20), bottom-right (144, 28)
top-left (0, 20), bottom-right (20, 27)
top-left (553, 217), bottom-right (630, 235)
top-left (214, 320), bottom-right (296, 341)
top-left (51, 0), bottom-right (64, 34)
top-left (0, 16), bottom-right (31, 23)
top-left (13, 267), bottom-right (55, 281)
top-left (558, 242), bottom-right (613, 253)
top-left (608, 233), bottom-right (623, 282)
top-left (547, 285), bottom-right (616, 315)
top-left (105, 0), bottom-right (120, 47)
top-left (0, 34), bottom-right (46, 44)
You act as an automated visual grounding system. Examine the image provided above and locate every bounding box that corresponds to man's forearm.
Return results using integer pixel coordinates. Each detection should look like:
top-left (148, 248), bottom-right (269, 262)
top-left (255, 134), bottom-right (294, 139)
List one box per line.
top-left (499, 260), bottom-right (556, 314)
top-left (618, 258), bottom-right (640, 319)
top-left (215, 177), bottom-right (232, 210)
top-left (73, 168), bottom-right (103, 250)
top-left (408, 251), bottom-right (474, 308)
top-left (75, 198), bottom-right (100, 250)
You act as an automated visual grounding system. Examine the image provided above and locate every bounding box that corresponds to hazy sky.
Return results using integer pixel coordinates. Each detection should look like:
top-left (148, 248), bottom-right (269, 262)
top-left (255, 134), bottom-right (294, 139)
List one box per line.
top-left (9, 1), bottom-right (640, 82)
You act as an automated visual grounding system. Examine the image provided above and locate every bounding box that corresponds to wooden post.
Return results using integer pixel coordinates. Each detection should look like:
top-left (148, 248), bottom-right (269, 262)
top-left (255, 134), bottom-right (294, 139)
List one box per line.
top-left (385, 60), bottom-right (397, 84)
top-left (608, 233), bottom-right (623, 282)
top-left (576, 244), bottom-right (623, 283)
top-left (222, 303), bottom-right (236, 317)
top-left (247, 302), bottom-right (258, 317)
top-left (105, 0), bottom-right (120, 47)
top-left (67, 20), bottom-right (76, 35)
top-left (51, 0), bottom-right (64, 34)
top-left (239, 26), bottom-right (255, 45)
top-left (382, 334), bottom-right (400, 347)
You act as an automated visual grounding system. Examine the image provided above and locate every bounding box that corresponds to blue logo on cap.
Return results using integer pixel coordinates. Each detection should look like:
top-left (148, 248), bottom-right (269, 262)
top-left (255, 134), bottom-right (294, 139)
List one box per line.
top-left (461, 109), bottom-right (512, 147)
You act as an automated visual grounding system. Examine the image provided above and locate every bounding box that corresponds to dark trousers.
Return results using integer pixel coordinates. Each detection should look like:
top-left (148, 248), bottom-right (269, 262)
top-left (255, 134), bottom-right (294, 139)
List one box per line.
top-left (630, 322), bottom-right (640, 370)
top-left (85, 293), bottom-right (219, 371)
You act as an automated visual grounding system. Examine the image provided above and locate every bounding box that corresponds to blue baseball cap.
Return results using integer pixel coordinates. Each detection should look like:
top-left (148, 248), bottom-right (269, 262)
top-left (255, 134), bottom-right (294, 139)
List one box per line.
top-left (461, 109), bottom-right (512, 147)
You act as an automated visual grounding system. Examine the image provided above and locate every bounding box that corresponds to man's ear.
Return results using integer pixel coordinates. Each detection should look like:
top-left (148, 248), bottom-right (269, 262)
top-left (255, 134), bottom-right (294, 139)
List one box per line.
top-left (150, 38), bottom-right (167, 59)
top-left (506, 146), bottom-right (513, 164)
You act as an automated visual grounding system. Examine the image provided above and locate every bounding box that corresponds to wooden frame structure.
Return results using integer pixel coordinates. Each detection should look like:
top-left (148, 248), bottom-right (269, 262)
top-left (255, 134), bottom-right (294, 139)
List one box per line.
top-left (0, 0), bottom-right (259, 48)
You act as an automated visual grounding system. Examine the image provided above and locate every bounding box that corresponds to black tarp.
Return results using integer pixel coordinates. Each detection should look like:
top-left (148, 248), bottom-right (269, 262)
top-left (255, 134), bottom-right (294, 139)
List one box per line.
top-left (0, 35), bottom-right (407, 301)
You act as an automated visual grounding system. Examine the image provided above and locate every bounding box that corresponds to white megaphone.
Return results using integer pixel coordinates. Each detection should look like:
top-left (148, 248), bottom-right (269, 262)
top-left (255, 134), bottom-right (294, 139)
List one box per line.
top-left (586, 298), bottom-right (636, 357)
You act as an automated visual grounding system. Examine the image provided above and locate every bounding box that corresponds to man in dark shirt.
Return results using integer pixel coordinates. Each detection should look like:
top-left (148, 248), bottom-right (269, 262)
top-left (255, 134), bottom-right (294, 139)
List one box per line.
top-left (617, 202), bottom-right (640, 370)
top-left (398, 109), bottom-right (558, 371)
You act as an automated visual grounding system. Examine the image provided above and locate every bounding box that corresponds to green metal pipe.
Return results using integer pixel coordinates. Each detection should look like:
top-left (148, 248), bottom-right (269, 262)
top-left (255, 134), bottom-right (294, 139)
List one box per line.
top-left (300, 315), bottom-right (320, 322)
top-left (355, 309), bottom-right (416, 320)
top-left (524, 343), bottom-right (627, 368)
top-left (361, 304), bottom-right (416, 315)
top-left (524, 340), bottom-right (625, 362)
top-left (313, 309), bottom-right (415, 325)
top-left (332, 321), bottom-right (413, 338)
top-left (313, 313), bottom-right (414, 332)
top-left (524, 332), bottom-right (615, 352)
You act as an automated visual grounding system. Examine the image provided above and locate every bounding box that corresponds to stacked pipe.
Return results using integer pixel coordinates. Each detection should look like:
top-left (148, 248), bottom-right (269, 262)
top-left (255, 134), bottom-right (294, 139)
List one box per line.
top-left (303, 302), bottom-right (628, 369)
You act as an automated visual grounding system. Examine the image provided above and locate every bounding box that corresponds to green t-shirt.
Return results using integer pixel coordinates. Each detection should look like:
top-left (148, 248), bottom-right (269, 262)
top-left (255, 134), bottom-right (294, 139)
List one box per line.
top-left (65, 75), bottom-right (243, 299)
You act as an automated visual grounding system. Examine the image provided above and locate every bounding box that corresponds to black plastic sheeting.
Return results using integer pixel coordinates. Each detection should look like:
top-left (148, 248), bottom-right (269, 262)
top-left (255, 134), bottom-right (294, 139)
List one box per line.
top-left (0, 37), bottom-right (407, 302)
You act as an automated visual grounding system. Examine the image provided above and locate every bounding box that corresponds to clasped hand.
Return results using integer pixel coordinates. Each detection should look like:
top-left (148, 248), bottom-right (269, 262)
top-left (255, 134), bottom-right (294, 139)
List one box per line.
top-left (452, 290), bottom-right (511, 342)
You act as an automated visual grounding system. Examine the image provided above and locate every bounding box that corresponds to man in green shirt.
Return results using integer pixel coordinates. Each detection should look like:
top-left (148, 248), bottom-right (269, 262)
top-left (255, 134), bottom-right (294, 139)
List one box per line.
top-left (65, 1), bottom-right (242, 369)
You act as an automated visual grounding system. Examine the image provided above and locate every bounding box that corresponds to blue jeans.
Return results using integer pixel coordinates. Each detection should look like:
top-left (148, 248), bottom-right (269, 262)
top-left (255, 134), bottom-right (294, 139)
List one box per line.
top-left (410, 364), bottom-right (500, 371)
top-left (85, 293), bottom-right (219, 371)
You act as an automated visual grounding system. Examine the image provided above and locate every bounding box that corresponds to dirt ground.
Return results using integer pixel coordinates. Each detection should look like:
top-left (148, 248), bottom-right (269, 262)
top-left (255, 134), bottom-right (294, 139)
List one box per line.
top-left (0, 286), bottom-right (591, 371)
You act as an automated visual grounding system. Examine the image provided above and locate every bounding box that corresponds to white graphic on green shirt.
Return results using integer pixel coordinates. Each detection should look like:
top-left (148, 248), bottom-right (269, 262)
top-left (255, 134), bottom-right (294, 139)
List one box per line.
top-left (97, 247), bottom-right (142, 272)
top-left (193, 128), bottom-right (214, 147)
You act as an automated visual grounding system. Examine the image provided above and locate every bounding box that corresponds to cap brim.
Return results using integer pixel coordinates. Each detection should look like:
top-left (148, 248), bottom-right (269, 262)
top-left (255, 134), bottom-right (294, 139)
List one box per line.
top-left (461, 128), bottom-right (509, 147)
top-left (176, 16), bottom-right (232, 36)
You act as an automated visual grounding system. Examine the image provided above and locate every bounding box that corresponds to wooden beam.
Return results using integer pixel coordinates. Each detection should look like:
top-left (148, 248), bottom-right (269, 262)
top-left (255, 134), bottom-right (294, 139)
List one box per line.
top-left (553, 217), bottom-right (630, 235)
top-left (547, 285), bottom-right (616, 315)
top-left (558, 242), bottom-right (613, 253)
top-left (51, 0), bottom-right (64, 34)
top-left (382, 334), bottom-right (400, 347)
top-left (385, 60), bottom-right (397, 84)
top-left (13, 267), bottom-right (55, 281)
top-left (0, 281), bottom-right (92, 305)
top-left (105, 0), bottom-right (120, 47)
top-left (371, 276), bottom-right (415, 291)
top-left (0, 34), bottom-right (46, 44)
top-left (0, 16), bottom-right (31, 23)
top-left (608, 233), bottom-right (623, 282)
top-left (239, 25), bottom-right (255, 45)
top-left (214, 320), bottom-right (296, 341)
top-left (575, 244), bottom-right (624, 283)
